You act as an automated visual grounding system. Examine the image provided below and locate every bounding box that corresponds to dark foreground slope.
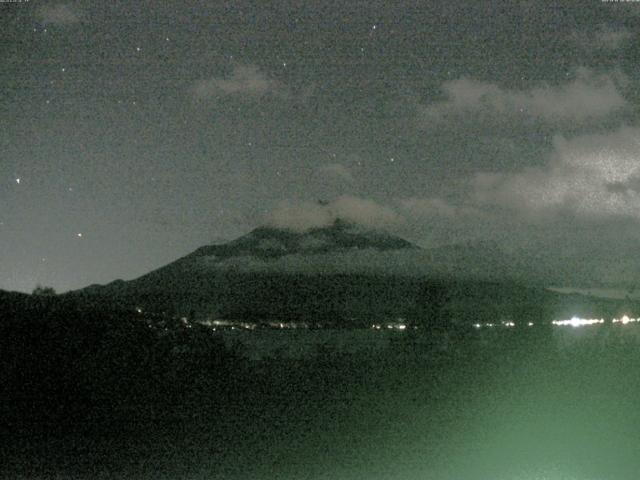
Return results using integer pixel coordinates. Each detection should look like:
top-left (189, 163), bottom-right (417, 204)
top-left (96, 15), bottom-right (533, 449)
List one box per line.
top-left (0, 293), bottom-right (245, 478)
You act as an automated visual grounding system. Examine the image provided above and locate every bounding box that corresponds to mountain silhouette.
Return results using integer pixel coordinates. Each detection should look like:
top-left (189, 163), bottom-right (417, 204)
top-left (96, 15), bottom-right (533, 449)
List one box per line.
top-left (65, 222), bottom-right (636, 326)
top-left (71, 222), bottom-right (426, 323)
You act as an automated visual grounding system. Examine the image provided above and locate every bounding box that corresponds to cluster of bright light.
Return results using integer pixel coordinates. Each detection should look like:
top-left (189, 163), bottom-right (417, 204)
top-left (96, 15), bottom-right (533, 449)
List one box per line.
top-left (552, 317), bottom-right (604, 327)
top-left (371, 323), bottom-right (407, 331)
top-left (612, 315), bottom-right (637, 325)
top-left (267, 321), bottom-right (309, 329)
top-left (200, 319), bottom-right (231, 327)
top-left (473, 321), bottom-right (522, 329)
top-left (198, 319), bottom-right (257, 330)
top-left (151, 314), bottom-right (640, 332)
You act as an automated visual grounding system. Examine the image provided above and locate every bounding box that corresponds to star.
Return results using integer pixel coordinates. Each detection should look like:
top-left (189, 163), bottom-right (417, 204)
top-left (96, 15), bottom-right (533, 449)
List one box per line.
top-left (15, 178), bottom-right (20, 184)
top-left (77, 233), bottom-right (83, 238)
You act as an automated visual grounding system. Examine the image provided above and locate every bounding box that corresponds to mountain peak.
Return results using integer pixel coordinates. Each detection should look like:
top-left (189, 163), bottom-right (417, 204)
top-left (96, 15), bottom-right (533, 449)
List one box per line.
top-left (191, 221), bottom-right (417, 260)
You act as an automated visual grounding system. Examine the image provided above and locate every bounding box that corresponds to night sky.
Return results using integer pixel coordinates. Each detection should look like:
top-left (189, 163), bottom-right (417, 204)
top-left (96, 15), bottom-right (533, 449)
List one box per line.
top-left (3, 1), bottom-right (640, 292)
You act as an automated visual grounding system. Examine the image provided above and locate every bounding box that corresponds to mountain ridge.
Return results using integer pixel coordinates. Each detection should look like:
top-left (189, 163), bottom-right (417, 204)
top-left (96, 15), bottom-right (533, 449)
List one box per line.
top-left (187, 219), bottom-right (418, 260)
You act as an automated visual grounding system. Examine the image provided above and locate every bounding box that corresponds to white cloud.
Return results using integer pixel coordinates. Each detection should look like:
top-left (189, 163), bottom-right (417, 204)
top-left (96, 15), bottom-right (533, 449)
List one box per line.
top-left (37, 4), bottom-right (81, 25)
top-left (472, 126), bottom-right (640, 219)
top-left (193, 64), bottom-right (280, 99)
top-left (594, 27), bottom-right (633, 50)
top-left (422, 68), bottom-right (627, 123)
top-left (264, 196), bottom-right (404, 232)
top-left (399, 197), bottom-right (481, 219)
top-left (316, 163), bottom-right (355, 184)
top-left (573, 26), bottom-right (633, 51)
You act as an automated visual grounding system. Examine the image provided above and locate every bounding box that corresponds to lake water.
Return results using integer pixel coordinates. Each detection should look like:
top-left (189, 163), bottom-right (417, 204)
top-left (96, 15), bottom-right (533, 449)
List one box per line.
top-left (7, 322), bottom-right (640, 480)
top-left (219, 321), bottom-right (640, 359)
top-left (219, 328), bottom-right (417, 359)
top-left (217, 324), bottom-right (640, 480)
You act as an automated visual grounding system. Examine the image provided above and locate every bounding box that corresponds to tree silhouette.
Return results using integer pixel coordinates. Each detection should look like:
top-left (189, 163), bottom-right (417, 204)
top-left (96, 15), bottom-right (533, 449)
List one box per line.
top-left (32, 285), bottom-right (56, 296)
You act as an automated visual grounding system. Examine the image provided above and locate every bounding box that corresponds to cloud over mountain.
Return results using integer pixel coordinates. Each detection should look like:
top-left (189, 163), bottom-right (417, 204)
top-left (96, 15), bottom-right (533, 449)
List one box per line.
top-left (264, 196), bottom-right (404, 233)
top-left (399, 197), bottom-right (482, 219)
top-left (316, 163), bottom-right (355, 184)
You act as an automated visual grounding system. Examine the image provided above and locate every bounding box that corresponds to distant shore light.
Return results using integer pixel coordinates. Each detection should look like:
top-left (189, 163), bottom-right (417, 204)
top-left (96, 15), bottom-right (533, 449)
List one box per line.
top-left (552, 317), bottom-right (604, 327)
